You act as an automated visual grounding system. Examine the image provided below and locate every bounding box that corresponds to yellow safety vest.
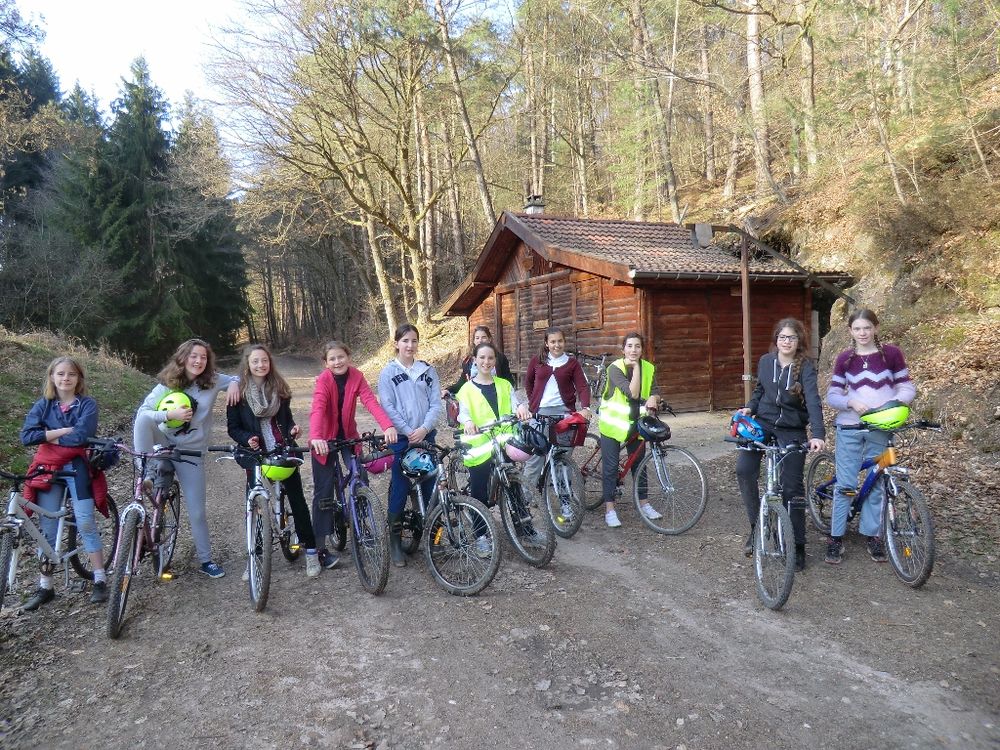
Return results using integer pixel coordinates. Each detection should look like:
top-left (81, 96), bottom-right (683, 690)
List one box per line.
top-left (598, 358), bottom-right (654, 442)
top-left (456, 377), bottom-right (514, 467)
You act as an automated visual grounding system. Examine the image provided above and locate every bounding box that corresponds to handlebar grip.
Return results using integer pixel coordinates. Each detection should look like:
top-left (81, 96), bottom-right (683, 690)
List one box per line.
top-left (359, 449), bottom-right (393, 464)
top-left (408, 441), bottom-right (434, 451)
top-left (723, 436), bottom-right (743, 444)
top-left (207, 445), bottom-right (233, 452)
top-left (178, 449), bottom-right (203, 458)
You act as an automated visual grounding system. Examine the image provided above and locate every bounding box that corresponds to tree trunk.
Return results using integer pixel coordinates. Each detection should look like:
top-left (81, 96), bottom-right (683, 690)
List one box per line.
top-left (746, 1), bottom-right (776, 196)
top-left (797, 1), bottom-right (818, 170)
top-left (700, 21), bottom-right (717, 183)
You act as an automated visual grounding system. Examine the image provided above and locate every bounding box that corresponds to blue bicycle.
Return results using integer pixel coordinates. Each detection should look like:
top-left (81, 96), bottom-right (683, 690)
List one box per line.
top-left (806, 419), bottom-right (940, 588)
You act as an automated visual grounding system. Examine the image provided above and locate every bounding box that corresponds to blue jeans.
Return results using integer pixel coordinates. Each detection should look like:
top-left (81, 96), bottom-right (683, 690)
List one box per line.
top-left (387, 431), bottom-right (437, 515)
top-left (37, 458), bottom-right (102, 555)
top-left (832, 426), bottom-right (890, 538)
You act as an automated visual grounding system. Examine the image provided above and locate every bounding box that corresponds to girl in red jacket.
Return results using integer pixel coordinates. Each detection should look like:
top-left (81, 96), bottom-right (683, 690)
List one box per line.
top-left (309, 341), bottom-right (397, 568)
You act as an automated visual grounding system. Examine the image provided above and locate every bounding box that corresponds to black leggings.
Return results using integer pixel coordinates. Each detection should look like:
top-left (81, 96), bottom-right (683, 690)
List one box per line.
top-left (247, 469), bottom-right (316, 550)
top-left (735, 428), bottom-right (807, 546)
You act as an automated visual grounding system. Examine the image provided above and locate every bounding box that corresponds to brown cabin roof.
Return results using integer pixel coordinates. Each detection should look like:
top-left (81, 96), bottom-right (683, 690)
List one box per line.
top-left (441, 212), bottom-right (852, 316)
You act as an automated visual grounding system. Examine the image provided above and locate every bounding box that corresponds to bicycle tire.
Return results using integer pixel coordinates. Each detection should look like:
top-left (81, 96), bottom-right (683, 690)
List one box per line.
top-left (447, 454), bottom-right (470, 495)
top-left (425, 494), bottom-right (501, 596)
top-left (883, 478), bottom-right (935, 588)
top-left (543, 456), bottom-right (585, 538)
top-left (277, 489), bottom-right (302, 562)
top-left (805, 452), bottom-right (835, 535)
top-left (400, 492), bottom-right (423, 555)
top-left (68, 494), bottom-right (121, 581)
top-left (578, 432), bottom-right (605, 511)
top-left (633, 446), bottom-right (707, 535)
top-left (247, 495), bottom-right (272, 612)
top-left (500, 476), bottom-right (556, 568)
top-left (0, 529), bottom-right (16, 613)
top-left (349, 486), bottom-right (390, 595)
top-left (107, 510), bottom-right (140, 639)
top-left (153, 482), bottom-right (182, 576)
top-left (754, 500), bottom-right (795, 611)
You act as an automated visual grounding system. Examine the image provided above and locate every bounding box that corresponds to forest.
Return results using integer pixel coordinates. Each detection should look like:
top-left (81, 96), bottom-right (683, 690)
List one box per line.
top-left (1, 0), bottom-right (998, 366)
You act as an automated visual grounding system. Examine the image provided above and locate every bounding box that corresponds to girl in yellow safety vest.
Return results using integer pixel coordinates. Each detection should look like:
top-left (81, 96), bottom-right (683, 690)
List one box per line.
top-left (598, 332), bottom-right (662, 528)
top-left (456, 342), bottom-right (531, 508)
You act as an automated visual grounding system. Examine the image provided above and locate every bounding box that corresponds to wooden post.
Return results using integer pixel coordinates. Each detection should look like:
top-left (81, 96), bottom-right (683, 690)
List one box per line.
top-left (741, 235), bottom-right (752, 404)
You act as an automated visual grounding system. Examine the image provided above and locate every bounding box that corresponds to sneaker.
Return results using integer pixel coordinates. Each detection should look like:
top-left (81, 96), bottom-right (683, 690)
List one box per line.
top-left (640, 502), bottom-right (663, 521)
top-left (825, 537), bottom-right (843, 565)
top-left (199, 561), bottom-right (226, 579)
top-left (305, 553), bottom-right (321, 578)
top-left (241, 564), bottom-right (249, 582)
top-left (605, 509), bottom-right (622, 528)
top-left (90, 581), bottom-right (108, 604)
top-left (474, 536), bottom-right (492, 559)
top-left (743, 529), bottom-right (755, 558)
top-left (867, 536), bottom-right (888, 563)
top-left (795, 545), bottom-right (806, 572)
top-left (22, 586), bottom-right (55, 612)
top-left (318, 549), bottom-right (339, 570)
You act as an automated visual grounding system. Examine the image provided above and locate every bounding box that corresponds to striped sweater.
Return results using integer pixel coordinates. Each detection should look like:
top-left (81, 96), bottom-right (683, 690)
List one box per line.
top-left (826, 344), bottom-right (916, 425)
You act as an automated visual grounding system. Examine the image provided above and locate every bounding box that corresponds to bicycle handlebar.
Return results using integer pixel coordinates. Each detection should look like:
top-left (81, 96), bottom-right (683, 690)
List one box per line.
top-left (839, 419), bottom-right (942, 433)
top-left (87, 438), bottom-right (202, 460)
top-left (0, 466), bottom-right (76, 482)
top-left (724, 435), bottom-right (810, 453)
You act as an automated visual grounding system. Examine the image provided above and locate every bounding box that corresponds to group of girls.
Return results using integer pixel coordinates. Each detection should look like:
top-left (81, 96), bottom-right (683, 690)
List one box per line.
top-left (16, 308), bottom-right (913, 610)
top-left (735, 308), bottom-right (915, 571)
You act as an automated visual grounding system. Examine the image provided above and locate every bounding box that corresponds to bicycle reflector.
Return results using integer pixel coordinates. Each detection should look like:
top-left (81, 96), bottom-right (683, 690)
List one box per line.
top-left (730, 412), bottom-right (765, 441)
top-left (859, 400), bottom-right (910, 430)
top-left (157, 391), bottom-right (192, 428)
top-left (262, 462), bottom-right (297, 481)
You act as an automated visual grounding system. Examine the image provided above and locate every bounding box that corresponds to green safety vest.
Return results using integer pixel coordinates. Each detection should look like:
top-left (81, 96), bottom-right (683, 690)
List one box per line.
top-left (456, 377), bottom-right (514, 467)
top-left (598, 358), bottom-right (654, 442)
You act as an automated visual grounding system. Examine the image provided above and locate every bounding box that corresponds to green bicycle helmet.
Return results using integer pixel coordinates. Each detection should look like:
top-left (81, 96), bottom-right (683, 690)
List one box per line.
top-left (157, 391), bottom-right (192, 428)
top-left (261, 461), bottom-right (298, 481)
top-left (859, 400), bottom-right (910, 430)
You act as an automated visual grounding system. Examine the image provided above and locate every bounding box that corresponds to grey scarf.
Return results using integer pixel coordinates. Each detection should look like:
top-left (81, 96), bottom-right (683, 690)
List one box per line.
top-left (246, 381), bottom-right (281, 419)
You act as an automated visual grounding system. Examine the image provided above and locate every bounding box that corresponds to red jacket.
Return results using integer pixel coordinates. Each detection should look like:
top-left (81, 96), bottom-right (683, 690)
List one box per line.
top-left (309, 367), bottom-right (393, 465)
top-left (23, 443), bottom-right (110, 516)
top-left (524, 355), bottom-right (591, 413)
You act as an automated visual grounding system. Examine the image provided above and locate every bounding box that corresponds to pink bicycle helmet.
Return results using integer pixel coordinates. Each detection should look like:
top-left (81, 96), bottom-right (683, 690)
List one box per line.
top-left (504, 441), bottom-right (532, 463)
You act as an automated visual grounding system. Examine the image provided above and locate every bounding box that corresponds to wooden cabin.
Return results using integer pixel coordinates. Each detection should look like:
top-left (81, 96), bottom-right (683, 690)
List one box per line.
top-left (441, 212), bottom-right (852, 412)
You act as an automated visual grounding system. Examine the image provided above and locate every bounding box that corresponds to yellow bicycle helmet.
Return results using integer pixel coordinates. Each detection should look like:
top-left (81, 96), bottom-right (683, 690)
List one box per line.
top-left (157, 391), bottom-right (192, 428)
top-left (859, 400), bottom-right (910, 430)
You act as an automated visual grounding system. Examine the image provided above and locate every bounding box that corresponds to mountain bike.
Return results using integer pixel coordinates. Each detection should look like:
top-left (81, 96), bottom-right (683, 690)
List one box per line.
top-left (208, 444), bottom-right (307, 611)
top-left (0, 458), bottom-right (120, 612)
top-left (531, 413), bottom-right (585, 539)
top-left (805, 419), bottom-right (940, 588)
top-left (574, 351), bottom-right (614, 413)
top-left (397, 441), bottom-right (501, 596)
top-left (104, 441), bottom-right (196, 639)
top-left (472, 415), bottom-right (557, 568)
top-left (577, 406), bottom-right (707, 534)
top-left (726, 435), bottom-right (809, 610)
top-left (319, 434), bottom-right (392, 595)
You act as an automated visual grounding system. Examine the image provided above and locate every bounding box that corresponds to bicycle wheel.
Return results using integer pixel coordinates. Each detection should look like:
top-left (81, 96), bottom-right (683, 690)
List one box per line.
top-left (68, 494), bottom-right (121, 581)
top-left (349, 486), bottom-right (390, 595)
top-left (578, 432), bottom-right (605, 511)
top-left (500, 476), bottom-right (556, 568)
top-left (0, 528), bottom-right (16, 613)
top-left (108, 510), bottom-right (140, 639)
top-left (425, 494), bottom-right (501, 596)
top-left (543, 456), bottom-right (585, 538)
top-left (805, 452), bottom-right (835, 535)
top-left (883, 478), bottom-right (935, 588)
top-left (277, 490), bottom-right (302, 562)
top-left (447, 454), bottom-right (470, 495)
top-left (400, 492), bottom-right (423, 555)
top-left (153, 482), bottom-right (182, 576)
top-left (247, 495), bottom-right (273, 612)
top-left (328, 507), bottom-right (348, 552)
top-left (632, 446), bottom-right (707, 534)
top-left (754, 500), bottom-right (795, 610)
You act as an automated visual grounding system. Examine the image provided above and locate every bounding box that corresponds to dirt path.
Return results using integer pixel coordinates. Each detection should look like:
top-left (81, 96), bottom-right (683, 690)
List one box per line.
top-left (1, 356), bottom-right (998, 749)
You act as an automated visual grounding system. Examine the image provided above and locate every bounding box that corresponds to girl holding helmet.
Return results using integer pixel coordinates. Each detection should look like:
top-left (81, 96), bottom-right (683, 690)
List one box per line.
top-left (824, 309), bottom-right (915, 565)
top-left (598, 332), bottom-right (663, 529)
top-left (456, 342), bottom-right (531, 509)
top-left (309, 341), bottom-right (397, 571)
top-left (377, 323), bottom-right (443, 568)
top-left (133, 339), bottom-right (241, 579)
top-left (226, 344), bottom-right (321, 578)
top-left (735, 319), bottom-right (826, 571)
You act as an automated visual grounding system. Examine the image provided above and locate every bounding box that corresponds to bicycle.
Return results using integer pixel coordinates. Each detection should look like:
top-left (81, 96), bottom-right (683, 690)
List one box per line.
top-left (208, 443), bottom-right (307, 611)
top-left (573, 351), bottom-right (614, 412)
top-left (104, 441), bottom-right (196, 638)
top-left (576, 406), bottom-right (708, 534)
top-left (470, 415), bottom-right (557, 568)
top-left (805, 419), bottom-right (940, 588)
top-left (531, 414), bottom-right (585, 539)
top-left (397, 441), bottom-right (502, 595)
top-left (0, 458), bottom-right (120, 612)
top-left (726, 435), bottom-right (809, 610)
top-left (317, 434), bottom-right (392, 595)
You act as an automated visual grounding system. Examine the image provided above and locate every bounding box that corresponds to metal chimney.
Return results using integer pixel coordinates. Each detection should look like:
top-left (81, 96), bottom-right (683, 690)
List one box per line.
top-left (524, 194), bottom-right (545, 215)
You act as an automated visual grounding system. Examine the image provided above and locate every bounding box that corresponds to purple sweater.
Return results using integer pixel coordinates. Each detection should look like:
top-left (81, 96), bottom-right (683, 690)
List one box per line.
top-left (827, 344), bottom-right (916, 425)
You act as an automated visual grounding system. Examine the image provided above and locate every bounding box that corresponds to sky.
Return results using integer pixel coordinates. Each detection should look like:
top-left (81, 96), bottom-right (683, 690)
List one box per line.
top-left (15, 0), bottom-right (249, 114)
